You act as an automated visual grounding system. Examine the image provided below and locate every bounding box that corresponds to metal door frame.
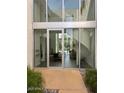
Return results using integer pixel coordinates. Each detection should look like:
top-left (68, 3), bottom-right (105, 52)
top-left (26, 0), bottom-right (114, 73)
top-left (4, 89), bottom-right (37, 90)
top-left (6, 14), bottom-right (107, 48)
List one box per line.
top-left (47, 29), bottom-right (64, 68)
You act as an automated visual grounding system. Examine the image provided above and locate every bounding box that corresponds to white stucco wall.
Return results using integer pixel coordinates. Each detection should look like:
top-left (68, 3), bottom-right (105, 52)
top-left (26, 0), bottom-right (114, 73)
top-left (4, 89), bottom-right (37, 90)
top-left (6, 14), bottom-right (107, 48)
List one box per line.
top-left (27, 0), bottom-right (33, 69)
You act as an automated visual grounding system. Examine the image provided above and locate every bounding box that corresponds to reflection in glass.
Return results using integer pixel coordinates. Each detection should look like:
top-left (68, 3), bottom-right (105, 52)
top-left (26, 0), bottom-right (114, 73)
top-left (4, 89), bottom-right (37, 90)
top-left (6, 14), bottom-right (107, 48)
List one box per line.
top-left (80, 0), bottom-right (95, 20)
top-left (64, 0), bottom-right (79, 21)
top-left (48, 0), bottom-right (62, 21)
top-left (64, 29), bottom-right (79, 68)
top-left (49, 30), bottom-right (62, 67)
top-left (34, 29), bottom-right (47, 67)
top-left (80, 28), bottom-right (95, 68)
top-left (33, 0), bottom-right (46, 22)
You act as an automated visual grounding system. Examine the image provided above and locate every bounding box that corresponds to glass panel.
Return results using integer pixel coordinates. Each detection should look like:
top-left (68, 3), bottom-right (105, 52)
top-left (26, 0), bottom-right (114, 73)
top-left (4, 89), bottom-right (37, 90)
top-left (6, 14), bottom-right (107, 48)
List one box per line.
top-left (80, 28), bottom-right (95, 68)
top-left (48, 0), bottom-right (62, 22)
top-left (80, 0), bottom-right (95, 21)
top-left (64, 29), bottom-right (79, 68)
top-left (33, 0), bottom-right (46, 22)
top-left (34, 29), bottom-right (47, 67)
top-left (49, 30), bottom-right (62, 67)
top-left (64, 0), bottom-right (79, 21)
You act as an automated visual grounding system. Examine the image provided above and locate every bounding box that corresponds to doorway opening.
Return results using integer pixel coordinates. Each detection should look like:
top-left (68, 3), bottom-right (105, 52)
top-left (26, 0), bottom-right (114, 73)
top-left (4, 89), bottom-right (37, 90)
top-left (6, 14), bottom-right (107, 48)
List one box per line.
top-left (48, 29), bottom-right (63, 67)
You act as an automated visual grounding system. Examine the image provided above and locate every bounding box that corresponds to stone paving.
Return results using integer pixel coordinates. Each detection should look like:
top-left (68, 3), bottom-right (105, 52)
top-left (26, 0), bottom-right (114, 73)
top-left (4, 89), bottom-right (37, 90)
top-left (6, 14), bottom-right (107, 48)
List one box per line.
top-left (34, 68), bottom-right (88, 93)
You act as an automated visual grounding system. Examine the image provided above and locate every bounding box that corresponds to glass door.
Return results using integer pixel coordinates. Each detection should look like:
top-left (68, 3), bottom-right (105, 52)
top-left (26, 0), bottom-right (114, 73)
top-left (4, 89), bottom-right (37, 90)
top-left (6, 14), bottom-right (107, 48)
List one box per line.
top-left (64, 29), bottom-right (79, 68)
top-left (48, 29), bottom-right (64, 67)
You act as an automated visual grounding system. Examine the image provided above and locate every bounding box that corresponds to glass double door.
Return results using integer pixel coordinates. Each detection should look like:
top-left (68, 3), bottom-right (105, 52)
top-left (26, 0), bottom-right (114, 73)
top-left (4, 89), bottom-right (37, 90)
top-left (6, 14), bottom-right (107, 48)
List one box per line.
top-left (48, 29), bottom-right (79, 68)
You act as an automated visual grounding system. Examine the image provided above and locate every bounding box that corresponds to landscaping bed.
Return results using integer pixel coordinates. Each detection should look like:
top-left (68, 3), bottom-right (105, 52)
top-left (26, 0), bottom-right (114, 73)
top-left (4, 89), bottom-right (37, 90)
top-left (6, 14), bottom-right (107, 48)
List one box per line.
top-left (83, 69), bottom-right (97, 93)
top-left (27, 68), bottom-right (44, 93)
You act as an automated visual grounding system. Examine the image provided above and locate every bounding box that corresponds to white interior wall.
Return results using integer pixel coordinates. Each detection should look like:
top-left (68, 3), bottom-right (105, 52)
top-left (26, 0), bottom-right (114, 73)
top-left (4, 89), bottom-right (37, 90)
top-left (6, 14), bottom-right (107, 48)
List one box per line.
top-left (87, 0), bottom-right (95, 20)
top-left (56, 34), bottom-right (59, 53)
top-left (81, 29), bottom-right (90, 50)
top-left (34, 30), bottom-right (47, 66)
top-left (81, 0), bottom-right (91, 20)
top-left (73, 29), bottom-right (90, 50)
top-left (40, 34), bottom-right (46, 62)
top-left (80, 29), bottom-right (90, 64)
top-left (80, 29), bottom-right (95, 67)
top-left (73, 29), bottom-right (79, 65)
top-left (73, 28), bottom-right (95, 67)
top-left (72, 29), bottom-right (90, 66)
top-left (89, 30), bottom-right (95, 66)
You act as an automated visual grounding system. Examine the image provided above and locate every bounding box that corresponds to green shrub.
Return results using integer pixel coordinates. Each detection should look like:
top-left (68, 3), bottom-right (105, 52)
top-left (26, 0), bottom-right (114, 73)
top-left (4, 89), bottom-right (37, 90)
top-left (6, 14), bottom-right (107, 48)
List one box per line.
top-left (84, 69), bottom-right (97, 93)
top-left (27, 68), bottom-right (44, 93)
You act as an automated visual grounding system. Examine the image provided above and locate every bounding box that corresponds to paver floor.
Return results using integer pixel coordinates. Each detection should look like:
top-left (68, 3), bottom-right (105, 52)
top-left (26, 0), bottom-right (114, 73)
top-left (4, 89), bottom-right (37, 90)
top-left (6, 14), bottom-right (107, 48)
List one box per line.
top-left (34, 68), bottom-right (88, 93)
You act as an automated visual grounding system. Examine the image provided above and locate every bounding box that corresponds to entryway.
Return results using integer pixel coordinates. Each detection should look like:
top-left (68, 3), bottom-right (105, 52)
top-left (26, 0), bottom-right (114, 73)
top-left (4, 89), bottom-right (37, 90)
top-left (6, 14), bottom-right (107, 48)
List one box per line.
top-left (34, 29), bottom-right (80, 68)
top-left (48, 29), bottom-right (64, 68)
top-left (34, 28), bottom-right (95, 69)
top-left (47, 29), bottom-right (80, 68)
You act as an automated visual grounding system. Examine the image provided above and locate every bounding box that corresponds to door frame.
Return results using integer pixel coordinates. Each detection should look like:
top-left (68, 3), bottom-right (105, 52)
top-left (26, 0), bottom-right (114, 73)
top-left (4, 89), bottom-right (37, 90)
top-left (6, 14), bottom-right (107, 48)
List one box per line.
top-left (47, 29), bottom-right (64, 68)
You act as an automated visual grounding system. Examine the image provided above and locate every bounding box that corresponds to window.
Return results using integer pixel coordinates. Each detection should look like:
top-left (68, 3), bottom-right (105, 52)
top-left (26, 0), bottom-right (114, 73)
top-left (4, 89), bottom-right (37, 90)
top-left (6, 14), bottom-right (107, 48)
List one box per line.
top-left (33, 0), bottom-right (46, 22)
top-left (48, 0), bottom-right (62, 21)
top-left (80, 0), bottom-right (95, 21)
top-left (64, 0), bottom-right (79, 21)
